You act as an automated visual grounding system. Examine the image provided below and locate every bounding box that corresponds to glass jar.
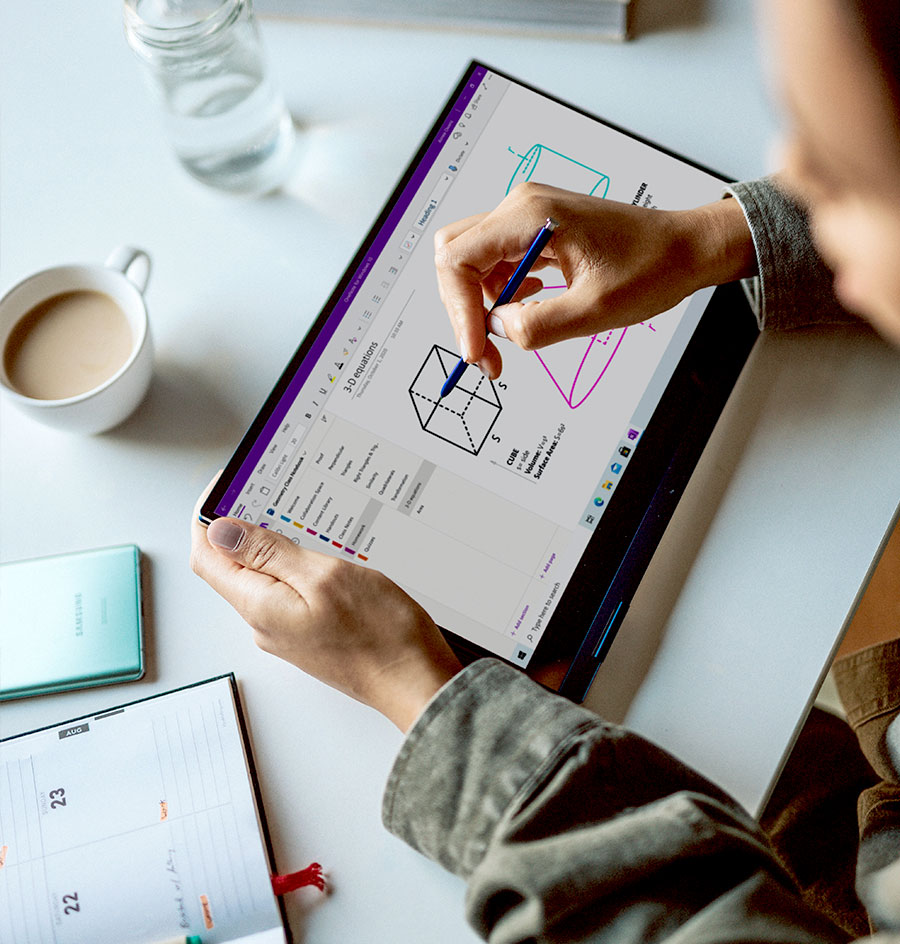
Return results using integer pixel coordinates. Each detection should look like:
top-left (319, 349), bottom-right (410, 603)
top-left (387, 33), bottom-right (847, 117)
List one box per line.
top-left (123, 0), bottom-right (296, 194)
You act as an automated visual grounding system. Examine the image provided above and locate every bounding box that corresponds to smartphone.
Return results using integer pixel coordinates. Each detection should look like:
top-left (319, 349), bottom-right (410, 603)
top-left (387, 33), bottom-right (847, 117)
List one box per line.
top-left (0, 544), bottom-right (145, 700)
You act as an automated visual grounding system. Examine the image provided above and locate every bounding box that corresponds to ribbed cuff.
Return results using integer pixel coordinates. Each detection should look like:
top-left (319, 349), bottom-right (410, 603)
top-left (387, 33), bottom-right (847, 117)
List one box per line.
top-left (724, 177), bottom-right (856, 332)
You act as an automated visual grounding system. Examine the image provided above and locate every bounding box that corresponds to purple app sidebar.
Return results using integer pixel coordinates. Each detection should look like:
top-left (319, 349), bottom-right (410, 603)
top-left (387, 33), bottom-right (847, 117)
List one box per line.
top-left (217, 66), bottom-right (487, 516)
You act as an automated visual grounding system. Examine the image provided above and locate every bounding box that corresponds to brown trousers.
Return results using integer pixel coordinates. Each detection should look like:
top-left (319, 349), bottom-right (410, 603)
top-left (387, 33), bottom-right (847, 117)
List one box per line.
top-left (760, 639), bottom-right (900, 939)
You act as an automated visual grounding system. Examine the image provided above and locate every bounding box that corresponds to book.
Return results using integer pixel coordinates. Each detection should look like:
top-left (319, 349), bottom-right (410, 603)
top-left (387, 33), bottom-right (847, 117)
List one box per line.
top-left (0, 676), bottom-right (293, 944)
top-left (255, 0), bottom-right (634, 41)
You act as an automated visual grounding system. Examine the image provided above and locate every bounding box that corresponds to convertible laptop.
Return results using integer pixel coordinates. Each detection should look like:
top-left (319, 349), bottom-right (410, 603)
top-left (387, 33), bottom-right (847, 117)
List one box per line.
top-left (201, 62), bottom-right (758, 701)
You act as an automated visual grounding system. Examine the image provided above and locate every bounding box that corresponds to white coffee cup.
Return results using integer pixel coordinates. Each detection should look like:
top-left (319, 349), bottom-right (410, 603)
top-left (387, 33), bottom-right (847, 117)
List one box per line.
top-left (0, 247), bottom-right (153, 434)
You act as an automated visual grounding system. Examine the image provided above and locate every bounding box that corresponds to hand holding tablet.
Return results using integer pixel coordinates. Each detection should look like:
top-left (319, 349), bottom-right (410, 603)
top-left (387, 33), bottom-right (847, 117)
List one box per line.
top-left (191, 479), bottom-right (462, 732)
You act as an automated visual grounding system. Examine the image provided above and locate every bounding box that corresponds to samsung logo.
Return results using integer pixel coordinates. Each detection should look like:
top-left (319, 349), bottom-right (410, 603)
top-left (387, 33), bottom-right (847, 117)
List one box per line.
top-left (74, 592), bottom-right (83, 637)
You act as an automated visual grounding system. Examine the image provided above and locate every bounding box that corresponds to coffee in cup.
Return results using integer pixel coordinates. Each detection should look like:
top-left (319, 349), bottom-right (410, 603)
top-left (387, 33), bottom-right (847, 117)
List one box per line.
top-left (4, 290), bottom-right (134, 400)
top-left (0, 248), bottom-right (153, 434)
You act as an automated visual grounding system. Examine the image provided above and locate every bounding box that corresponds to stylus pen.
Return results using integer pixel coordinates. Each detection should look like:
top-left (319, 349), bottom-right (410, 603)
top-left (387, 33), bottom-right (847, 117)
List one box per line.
top-left (439, 217), bottom-right (558, 398)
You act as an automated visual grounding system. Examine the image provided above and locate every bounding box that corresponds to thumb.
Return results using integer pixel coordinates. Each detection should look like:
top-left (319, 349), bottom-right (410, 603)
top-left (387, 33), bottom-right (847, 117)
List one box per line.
top-left (207, 517), bottom-right (302, 581)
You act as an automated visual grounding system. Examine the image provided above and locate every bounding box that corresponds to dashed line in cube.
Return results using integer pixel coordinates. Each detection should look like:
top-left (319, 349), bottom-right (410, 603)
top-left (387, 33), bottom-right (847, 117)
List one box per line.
top-left (409, 345), bottom-right (503, 456)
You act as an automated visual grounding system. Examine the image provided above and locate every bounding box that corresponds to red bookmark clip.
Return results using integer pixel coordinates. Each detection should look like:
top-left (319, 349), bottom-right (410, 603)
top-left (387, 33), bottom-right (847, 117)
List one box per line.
top-left (271, 863), bottom-right (327, 895)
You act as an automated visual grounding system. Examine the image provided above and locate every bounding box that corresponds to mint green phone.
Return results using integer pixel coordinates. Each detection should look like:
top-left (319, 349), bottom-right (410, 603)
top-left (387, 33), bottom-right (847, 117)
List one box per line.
top-left (0, 544), bottom-right (145, 700)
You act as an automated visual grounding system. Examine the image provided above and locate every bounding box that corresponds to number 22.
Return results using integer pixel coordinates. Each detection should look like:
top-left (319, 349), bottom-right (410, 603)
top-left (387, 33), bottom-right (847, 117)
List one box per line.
top-left (63, 892), bottom-right (80, 915)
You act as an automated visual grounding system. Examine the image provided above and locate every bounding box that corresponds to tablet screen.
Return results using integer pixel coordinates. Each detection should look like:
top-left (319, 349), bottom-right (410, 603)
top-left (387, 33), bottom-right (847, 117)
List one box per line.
top-left (203, 63), bottom-right (756, 696)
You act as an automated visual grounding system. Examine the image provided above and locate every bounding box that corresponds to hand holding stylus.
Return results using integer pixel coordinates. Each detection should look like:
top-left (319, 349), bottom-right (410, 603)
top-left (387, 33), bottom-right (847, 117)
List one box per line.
top-left (433, 183), bottom-right (757, 380)
top-left (439, 217), bottom-right (557, 398)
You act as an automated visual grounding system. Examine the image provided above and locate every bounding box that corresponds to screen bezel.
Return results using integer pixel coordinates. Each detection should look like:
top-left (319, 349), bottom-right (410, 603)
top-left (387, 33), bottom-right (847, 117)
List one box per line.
top-left (201, 60), bottom-right (759, 701)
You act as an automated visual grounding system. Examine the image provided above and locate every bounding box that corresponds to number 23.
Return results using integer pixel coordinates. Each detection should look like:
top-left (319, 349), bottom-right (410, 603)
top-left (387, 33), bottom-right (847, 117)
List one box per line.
top-left (49, 788), bottom-right (67, 809)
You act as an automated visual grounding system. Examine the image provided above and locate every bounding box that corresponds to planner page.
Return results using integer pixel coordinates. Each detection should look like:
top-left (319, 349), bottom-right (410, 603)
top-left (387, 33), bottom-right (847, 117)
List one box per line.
top-left (0, 677), bottom-right (286, 944)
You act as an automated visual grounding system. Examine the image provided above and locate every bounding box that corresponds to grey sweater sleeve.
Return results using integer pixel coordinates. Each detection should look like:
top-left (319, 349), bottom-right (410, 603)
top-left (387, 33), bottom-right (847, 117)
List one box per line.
top-left (382, 659), bottom-right (850, 943)
top-left (725, 177), bottom-right (858, 331)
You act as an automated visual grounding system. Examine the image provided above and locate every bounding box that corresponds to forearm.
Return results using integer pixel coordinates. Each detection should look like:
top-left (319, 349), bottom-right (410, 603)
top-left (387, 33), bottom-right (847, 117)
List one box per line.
top-left (676, 194), bottom-right (759, 291)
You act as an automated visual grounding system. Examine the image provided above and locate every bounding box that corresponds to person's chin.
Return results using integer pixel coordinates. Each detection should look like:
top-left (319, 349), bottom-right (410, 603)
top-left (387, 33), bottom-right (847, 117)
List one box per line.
top-left (872, 311), bottom-right (900, 349)
top-left (836, 272), bottom-right (900, 346)
top-left (833, 267), bottom-right (874, 318)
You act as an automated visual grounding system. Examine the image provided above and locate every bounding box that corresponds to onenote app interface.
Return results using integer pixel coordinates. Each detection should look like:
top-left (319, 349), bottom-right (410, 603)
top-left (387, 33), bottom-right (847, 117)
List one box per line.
top-left (217, 66), bottom-right (725, 667)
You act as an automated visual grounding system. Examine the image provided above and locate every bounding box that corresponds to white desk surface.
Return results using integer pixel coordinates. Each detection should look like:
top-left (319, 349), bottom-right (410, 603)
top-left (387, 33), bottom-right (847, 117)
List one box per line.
top-left (3, 2), bottom-right (900, 941)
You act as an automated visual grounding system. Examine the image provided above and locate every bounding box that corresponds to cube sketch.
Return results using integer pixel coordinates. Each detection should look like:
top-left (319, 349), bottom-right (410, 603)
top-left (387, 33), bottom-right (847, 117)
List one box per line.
top-left (409, 345), bottom-right (502, 455)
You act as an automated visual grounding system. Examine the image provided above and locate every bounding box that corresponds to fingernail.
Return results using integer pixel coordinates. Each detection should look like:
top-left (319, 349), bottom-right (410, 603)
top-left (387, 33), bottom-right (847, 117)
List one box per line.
top-left (489, 314), bottom-right (508, 339)
top-left (477, 357), bottom-right (493, 378)
top-left (459, 337), bottom-right (469, 363)
top-left (208, 518), bottom-right (245, 551)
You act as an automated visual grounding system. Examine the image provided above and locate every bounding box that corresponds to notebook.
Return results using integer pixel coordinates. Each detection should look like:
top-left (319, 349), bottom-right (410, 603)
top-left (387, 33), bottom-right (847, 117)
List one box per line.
top-left (0, 676), bottom-right (293, 944)
top-left (256, 0), bottom-right (634, 41)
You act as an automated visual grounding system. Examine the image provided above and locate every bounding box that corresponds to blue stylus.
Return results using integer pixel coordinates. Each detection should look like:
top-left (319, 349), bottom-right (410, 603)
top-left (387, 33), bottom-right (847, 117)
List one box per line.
top-left (439, 217), bottom-right (558, 398)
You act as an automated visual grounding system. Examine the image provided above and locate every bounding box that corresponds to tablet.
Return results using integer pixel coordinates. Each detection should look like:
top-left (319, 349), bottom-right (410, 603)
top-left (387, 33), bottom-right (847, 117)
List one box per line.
top-left (201, 62), bottom-right (758, 701)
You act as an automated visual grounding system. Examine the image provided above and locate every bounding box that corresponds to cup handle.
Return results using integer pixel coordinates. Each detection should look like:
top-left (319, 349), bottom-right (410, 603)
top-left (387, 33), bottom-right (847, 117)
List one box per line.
top-left (105, 246), bottom-right (151, 294)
